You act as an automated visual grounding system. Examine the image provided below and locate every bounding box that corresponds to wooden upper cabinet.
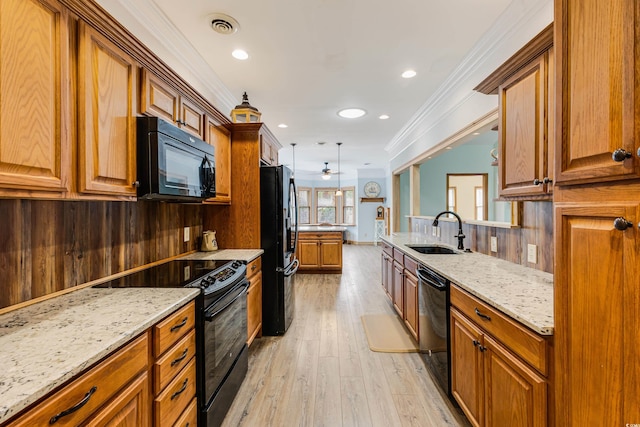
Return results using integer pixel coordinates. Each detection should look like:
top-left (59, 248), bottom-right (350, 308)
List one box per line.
top-left (205, 117), bottom-right (231, 204)
top-left (475, 24), bottom-right (554, 200)
top-left (140, 68), bottom-right (206, 140)
top-left (498, 53), bottom-right (552, 198)
top-left (77, 22), bottom-right (138, 198)
top-left (260, 128), bottom-right (280, 166)
top-left (555, 0), bottom-right (640, 185)
top-left (0, 0), bottom-right (71, 196)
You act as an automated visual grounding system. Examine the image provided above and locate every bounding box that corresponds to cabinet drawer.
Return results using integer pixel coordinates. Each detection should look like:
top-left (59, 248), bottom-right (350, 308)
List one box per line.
top-left (450, 285), bottom-right (548, 375)
top-left (299, 231), bottom-right (341, 241)
top-left (8, 333), bottom-right (149, 426)
top-left (404, 256), bottom-right (418, 276)
top-left (172, 397), bottom-right (197, 427)
top-left (153, 302), bottom-right (196, 357)
top-left (154, 358), bottom-right (196, 427)
top-left (382, 241), bottom-right (393, 256)
top-left (154, 330), bottom-right (196, 394)
top-left (246, 256), bottom-right (262, 279)
top-left (393, 248), bottom-right (404, 264)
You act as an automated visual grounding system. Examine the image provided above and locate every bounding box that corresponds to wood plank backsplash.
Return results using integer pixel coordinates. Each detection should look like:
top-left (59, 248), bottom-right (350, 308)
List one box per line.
top-left (0, 199), bottom-right (202, 309)
top-left (408, 201), bottom-right (553, 274)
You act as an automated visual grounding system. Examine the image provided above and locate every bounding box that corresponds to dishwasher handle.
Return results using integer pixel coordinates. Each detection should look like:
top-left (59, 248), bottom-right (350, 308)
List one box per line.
top-left (416, 268), bottom-right (447, 291)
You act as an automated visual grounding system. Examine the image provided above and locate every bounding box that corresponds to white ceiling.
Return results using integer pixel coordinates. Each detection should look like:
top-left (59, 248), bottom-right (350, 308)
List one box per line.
top-left (101, 0), bottom-right (513, 179)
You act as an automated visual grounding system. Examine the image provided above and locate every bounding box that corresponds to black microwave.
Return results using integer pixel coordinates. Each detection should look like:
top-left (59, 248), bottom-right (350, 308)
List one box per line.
top-left (137, 117), bottom-right (215, 201)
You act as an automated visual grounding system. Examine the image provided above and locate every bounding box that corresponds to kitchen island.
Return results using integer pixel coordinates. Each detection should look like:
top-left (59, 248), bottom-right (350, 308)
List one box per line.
top-left (296, 226), bottom-right (346, 273)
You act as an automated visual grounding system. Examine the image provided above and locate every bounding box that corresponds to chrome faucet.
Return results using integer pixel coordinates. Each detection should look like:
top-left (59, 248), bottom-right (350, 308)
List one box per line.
top-left (432, 210), bottom-right (465, 250)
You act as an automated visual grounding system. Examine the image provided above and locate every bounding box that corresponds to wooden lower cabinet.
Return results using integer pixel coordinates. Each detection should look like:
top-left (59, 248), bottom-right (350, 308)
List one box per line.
top-left (5, 301), bottom-right (197, 427)
top-left (450, 286), bottom-right (549, 427)
top-left (392, 259), bottom-right (403, 317)
top-left (380, 243), bottom-right (393, 300)
top-left (402, 257), bottom-right (419, 341)
top-left (297, 231), bottom-right (343, 272)
top-left (246, 256), bottom-right (263, 346)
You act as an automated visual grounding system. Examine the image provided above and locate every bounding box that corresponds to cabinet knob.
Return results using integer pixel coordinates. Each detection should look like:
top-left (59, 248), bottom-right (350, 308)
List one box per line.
top-left (533, 178), bottom-right (542, 185)
top-left (543, 177), bottom-right (553, 184)
top-left (478, 345), bottom-right (487, 352)
top-left (612, 148), bottom-right (633, 162)
top-left (132, 180), bottom-right (140, 188)
top-left (472, 340), bottom-right (480, 347)
top-left (613, 217), bottom-right (633, 231)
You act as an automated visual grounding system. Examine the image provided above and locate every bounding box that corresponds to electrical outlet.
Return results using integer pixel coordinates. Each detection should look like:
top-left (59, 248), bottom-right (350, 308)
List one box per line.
top-left (183, 226), bottom-right (190, 242)
top-left (527, 244), bottom-right (537, 264)
top-left (490, 236), bottom-right (498, 252)
top-left (183, 265), bottom-right (191, 281)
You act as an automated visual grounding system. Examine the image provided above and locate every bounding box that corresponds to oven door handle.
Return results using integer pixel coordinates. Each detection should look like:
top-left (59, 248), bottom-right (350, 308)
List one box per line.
top-left (417, 268), bottom-right (447, 291)
top-left (204, 281), bottom-right (248, 321)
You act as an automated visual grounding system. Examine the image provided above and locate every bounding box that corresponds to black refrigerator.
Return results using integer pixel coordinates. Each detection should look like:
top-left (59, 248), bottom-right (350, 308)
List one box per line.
top-left (260, 165), bottom-right (299, 335)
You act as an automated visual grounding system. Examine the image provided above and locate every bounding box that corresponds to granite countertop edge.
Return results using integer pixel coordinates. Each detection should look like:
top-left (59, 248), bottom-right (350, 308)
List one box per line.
top-left (381, 233), bottom-right (554, 336)
top-left (178, 248), bottom-right (264, 262)
top-left (0, 287), bottom-right (200, 424)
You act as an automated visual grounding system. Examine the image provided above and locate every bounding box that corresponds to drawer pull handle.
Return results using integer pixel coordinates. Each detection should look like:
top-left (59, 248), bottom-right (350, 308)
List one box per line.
top-left (49, 386), bottom-right (97, 424)
top-left (474, 308), bottom-right (491, 321)
top-left (171, 348), bottom-right (189, 367)
top-left (170, 317), bottom-right (189, 332)
top-left (171, 378), bottom-right (189, 400)
top-left (472, 340), bottom-right (480, 347)
top-left (479, 345), bottom-right (487, 352)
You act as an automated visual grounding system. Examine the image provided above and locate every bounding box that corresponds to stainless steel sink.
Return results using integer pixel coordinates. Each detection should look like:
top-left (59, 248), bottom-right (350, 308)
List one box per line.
top-left (405, 244), bottom-right (459, 254)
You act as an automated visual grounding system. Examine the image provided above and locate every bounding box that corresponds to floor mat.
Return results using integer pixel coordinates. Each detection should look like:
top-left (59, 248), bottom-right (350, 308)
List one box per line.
top-left (361, 314), bottom-right (419, 353)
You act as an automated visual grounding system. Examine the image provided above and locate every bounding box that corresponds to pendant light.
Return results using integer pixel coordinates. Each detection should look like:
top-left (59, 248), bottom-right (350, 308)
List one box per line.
top-left (336, 142), bottom-right (343, 196)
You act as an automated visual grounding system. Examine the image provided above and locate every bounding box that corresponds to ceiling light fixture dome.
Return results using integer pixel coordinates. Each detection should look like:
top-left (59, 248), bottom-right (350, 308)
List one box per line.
top-left (379, 114), bottom-right (390, 120)
top-left (402, 69), bottom-right (417, 78)
top-left (338, 108), bottom-right (366, 119)
top-left (232, 49), bottom-right (248, 60)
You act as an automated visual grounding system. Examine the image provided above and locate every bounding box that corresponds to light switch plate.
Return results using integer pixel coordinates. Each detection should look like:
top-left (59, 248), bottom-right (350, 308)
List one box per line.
top-left (490, 236), bottom-right (498, 253)
top-left (183, 226), bottom-right (190, 242)
top-left (527, 244), bottom-right (537, 263)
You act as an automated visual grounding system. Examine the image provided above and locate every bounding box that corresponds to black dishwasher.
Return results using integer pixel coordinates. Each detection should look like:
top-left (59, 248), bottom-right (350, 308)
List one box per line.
top-left (417, 266), bottom-right (452, 399)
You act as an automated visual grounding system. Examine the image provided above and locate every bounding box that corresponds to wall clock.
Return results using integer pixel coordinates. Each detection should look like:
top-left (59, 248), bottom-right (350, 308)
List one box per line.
top-left (363, 181), bottom-right (381, 198)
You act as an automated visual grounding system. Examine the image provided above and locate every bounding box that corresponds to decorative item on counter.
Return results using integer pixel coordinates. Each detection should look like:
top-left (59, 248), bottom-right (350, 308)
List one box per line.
top-left (230, 92), bottom-right (261, 123)
top-left (201, 230), bottom-right (218, 251)
top-left (490, 148), bottom-right (498, 166)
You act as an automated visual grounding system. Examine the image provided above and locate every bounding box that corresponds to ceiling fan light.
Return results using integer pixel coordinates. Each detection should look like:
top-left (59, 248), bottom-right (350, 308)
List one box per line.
top-left (322, 173), bottom-right (332, 180)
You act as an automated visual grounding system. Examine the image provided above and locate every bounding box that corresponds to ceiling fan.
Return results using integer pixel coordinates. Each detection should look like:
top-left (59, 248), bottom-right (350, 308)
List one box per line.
top-left (320, 162), bottom-right (339, 180)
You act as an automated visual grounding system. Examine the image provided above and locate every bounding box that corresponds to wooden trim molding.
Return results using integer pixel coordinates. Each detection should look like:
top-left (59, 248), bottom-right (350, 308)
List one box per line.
top-left (474, 23), bottom-right (554, 95)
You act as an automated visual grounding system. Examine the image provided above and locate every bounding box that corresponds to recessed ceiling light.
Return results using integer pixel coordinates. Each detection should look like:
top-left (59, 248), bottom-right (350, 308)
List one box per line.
top-left (402, 70), bottom-right (417, 79)
top-left (232, 49), bottom-right (248, 60)
top-left (316, 141), bottom-right (326, 145)
top-left (364, 162), bottom-right (371, 166)
top-left (379, 114), bottom-right (390, 120)
top-left (338, 108), bottom-right (366, 119)
top-left (445, 147), bottom-right (453, 150)
top-left (472, 132), bottom-right (480, 135)
top-left (278, 123), bottom-right (288, 128)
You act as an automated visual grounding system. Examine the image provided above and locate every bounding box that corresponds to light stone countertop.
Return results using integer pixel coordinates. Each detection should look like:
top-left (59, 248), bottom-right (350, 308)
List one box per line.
top-left (382, 232), bottom-right (553, 335)
top-left (0, 287), bottom-right (200, 424)
top-left (178, 249), bottom-right (263, 262)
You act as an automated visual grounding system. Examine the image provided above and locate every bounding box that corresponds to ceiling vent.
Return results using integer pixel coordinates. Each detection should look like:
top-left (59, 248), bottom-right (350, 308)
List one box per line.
top-left (210, 13), bottom-right (240, 35)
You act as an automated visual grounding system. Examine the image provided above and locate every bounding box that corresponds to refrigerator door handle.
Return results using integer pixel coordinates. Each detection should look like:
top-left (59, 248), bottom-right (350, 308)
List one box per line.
top-left (289, 178), bottom-right (299, 254)
top-left (282, 258), bottom-right (299, 277)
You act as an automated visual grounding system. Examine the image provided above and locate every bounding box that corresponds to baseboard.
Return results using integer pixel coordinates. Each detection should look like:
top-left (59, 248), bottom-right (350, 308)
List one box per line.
top-left (346, 241), bottom-right (377, 246)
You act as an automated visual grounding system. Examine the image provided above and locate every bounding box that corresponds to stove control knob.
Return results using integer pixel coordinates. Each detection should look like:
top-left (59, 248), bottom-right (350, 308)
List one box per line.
top-left (232, 261), bottom-right (241, 268)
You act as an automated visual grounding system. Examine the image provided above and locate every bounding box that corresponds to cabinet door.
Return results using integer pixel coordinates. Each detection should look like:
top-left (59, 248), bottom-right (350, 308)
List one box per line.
top-left (484, 336), bottom-right (546, 427)
top-left (450, 309), bottom-right (483, 427)
top-left (260, 134), bottom-right (273, 165)
top-left (403, 270), bottom-right (418, 340)
top-left (381, 252), bottom-right (392, 299)
top-left (298, 240), bottom-right (320, 268)
top-left (554, 203), bottom-right (640, 425)
top-left (319, 240), bottom-right (342, 268)
top-left (247, 270), bottom-right (263, 346)
top-left (77, 22), bottom-right (137, 197)
top-left (205, 118), bottom-right (231, 203)
top-left (0, 0), bottom-right (70, 195)
top-left (555, 0), bottom-right (640, 184)
top-left (179, 95), bottom-right (206, 139)
top-left (140, 68), bottom-right (179, 123)
top-left (392, 260), bottom-right (404, 317)
top-left (498, 55), bottom-right (548, 197)
top-left (83, 373), bottom-right (150, 427)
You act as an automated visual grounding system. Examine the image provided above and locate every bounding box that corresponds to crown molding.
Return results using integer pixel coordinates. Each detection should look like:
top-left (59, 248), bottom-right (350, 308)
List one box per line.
top-left (97, 0), bottom-right (238, 115)
top-left (385, 0), bottom-right (553, 163)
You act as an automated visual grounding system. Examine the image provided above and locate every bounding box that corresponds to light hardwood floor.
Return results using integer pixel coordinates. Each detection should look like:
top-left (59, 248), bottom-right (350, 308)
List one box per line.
top-left (223, 244), bottom-right (470, 427)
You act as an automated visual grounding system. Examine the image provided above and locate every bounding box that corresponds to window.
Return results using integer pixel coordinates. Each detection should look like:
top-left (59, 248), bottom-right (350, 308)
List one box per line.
top-left (447, 187), bottom-right (457, 212)
top-left (309, 186), bottom-right (356, 225)
top-left (316, 189), bottom-right (336, 224)
top-left (474, 186), bottom-right (484, 221)
top-left (297, 187), bottom-right (311, 224)
top-left (342, 188), bottom-right (355, 225)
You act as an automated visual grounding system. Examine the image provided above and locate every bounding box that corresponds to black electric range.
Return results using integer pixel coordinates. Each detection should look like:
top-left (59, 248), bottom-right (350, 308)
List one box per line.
top-left (95, 258), bottom-right (249, 427)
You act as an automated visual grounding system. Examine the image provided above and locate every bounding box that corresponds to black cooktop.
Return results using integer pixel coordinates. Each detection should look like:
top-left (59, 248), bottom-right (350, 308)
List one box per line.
top-left (94, 259), bottom-right (234, 289)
